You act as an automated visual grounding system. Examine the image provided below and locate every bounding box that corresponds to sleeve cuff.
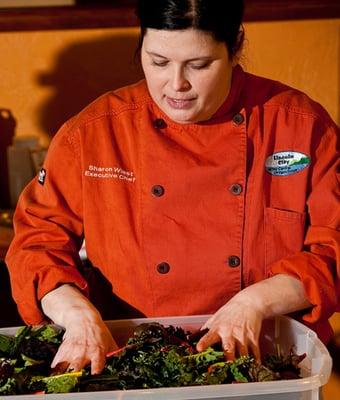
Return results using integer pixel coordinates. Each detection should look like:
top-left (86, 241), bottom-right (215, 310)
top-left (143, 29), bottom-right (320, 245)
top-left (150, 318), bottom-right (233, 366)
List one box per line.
top-left (15, 265), bottom-right (89, 325)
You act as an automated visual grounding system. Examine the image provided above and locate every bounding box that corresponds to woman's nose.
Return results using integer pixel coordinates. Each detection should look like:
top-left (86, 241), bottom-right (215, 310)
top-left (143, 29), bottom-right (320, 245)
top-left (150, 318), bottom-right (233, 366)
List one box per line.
top-left (170, 67), bottom-right (191, 92)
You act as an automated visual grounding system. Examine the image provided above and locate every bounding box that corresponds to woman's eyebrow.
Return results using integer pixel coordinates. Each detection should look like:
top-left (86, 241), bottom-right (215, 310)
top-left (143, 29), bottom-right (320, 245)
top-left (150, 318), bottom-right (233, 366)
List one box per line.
top-left (145, 50), bottom-right (213, 61)
top-left (145, 51), bottom-right (168, 59)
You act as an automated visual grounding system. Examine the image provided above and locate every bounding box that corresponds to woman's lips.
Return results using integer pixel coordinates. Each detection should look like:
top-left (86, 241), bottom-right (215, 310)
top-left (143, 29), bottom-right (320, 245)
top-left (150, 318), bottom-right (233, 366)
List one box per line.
top-left (166, 96), bottom-right (195, 110)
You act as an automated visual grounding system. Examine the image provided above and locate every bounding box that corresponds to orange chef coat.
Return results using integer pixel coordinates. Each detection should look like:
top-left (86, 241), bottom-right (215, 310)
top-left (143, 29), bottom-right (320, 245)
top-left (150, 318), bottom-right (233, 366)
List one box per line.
top-left (5, 65), bottom-right (340, 343)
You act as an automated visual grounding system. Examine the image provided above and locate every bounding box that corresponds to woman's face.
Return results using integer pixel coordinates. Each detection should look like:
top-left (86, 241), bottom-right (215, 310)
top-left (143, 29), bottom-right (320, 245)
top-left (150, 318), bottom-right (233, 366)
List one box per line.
top-left (141, 28), bottom-right (233, 124)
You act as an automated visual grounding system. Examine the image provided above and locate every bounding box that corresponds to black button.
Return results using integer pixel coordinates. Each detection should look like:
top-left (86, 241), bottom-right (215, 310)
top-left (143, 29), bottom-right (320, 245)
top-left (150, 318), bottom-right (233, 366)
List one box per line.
top-left (157, 262), bottom-right (170, 274)
top-left (228, 255), bottom-right (240, 267)
top-left (153, 118), bottom-right (167, 129)
top-left (151, 185), bottom-right (165, 197)
top-left (232, 113), bottom-right (244, 125)
top-left (229, 183), bottom-right (243, 195)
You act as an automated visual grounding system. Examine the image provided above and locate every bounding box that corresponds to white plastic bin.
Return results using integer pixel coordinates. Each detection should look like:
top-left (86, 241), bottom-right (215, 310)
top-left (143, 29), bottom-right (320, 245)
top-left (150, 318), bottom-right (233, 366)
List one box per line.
top-left (0, 315), bottom-right (332, 399)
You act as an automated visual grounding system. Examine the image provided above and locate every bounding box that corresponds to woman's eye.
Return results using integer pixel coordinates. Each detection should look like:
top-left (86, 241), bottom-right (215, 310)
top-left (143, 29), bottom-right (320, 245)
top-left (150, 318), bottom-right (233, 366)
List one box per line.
top-left (151, 61), bottom-right (168, 67)
top-left (190, 63), bottom-right (210, 70)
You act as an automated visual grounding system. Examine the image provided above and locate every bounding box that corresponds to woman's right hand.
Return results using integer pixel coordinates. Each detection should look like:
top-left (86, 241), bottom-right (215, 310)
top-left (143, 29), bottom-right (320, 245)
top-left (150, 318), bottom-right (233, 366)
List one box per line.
top-left (41, 284), bottom-right (118, 375)
top-left (51, 310), bottom-right (117, 375)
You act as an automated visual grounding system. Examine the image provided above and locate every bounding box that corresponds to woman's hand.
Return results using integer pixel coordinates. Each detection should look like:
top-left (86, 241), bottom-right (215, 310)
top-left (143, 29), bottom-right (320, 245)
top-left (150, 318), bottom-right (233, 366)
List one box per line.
top-left (51, 311), bottom-right (117, 375)
top-left (196, 293), bottom-right (263, 362)
top-left (41, 284), bottom-right (118, 375)
top-left (197, 274), bottom-right (312, 361)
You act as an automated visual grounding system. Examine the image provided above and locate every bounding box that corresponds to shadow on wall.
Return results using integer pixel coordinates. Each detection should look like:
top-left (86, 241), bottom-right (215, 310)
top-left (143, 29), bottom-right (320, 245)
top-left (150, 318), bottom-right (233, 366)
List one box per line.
top-left (35, 32), bottom-right (144, 138)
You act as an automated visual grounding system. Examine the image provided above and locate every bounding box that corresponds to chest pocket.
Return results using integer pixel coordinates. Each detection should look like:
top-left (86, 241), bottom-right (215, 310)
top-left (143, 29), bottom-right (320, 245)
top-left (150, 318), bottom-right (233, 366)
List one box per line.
top-left (264, 207), bottom-right (306, 272)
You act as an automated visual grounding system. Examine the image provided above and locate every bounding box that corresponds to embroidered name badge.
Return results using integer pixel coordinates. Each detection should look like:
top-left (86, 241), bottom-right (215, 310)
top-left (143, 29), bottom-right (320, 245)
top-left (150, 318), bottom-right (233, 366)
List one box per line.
top-left (265, 151), bottom-right (310, 176)
top-left (38, 168), bottom-right (46, 185)
top-left (84, 165), bottom-right (136, 183)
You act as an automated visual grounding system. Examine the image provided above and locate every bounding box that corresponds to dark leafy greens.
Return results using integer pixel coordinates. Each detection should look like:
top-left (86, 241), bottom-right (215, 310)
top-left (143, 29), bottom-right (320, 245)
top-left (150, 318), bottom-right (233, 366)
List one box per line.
top-left (0, 322), bottom-right (306, 395)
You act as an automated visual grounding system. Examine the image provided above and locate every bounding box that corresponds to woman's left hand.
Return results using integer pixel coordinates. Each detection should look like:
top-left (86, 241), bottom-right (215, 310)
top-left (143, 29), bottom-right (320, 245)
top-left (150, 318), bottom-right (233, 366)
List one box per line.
top-left (196, 274), bottom-right (312, 362)
top-left (196, 293), bottom-right (263, 361)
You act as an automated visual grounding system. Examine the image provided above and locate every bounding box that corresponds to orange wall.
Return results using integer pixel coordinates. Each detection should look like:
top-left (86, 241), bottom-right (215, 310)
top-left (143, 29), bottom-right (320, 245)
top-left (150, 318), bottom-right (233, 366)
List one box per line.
top-left (0, 27), bottom-right (143, 147)
top-left (244, 19), bottom-right (339, 124)
top-left (0, 19), bottom-right (339, 147)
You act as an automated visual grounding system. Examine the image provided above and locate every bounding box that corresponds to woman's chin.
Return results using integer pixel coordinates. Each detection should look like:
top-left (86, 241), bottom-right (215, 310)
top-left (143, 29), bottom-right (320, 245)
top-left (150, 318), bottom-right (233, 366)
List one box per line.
top-left (163, 108), bottom-right (201, 124)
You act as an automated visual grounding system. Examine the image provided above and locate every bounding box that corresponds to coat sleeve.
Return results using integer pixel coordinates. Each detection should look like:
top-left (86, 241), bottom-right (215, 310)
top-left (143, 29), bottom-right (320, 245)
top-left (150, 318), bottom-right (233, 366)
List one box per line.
top-left (269, 117), bottom-right (340, 330)
top-left (5, 123), bottom-right (88, 325)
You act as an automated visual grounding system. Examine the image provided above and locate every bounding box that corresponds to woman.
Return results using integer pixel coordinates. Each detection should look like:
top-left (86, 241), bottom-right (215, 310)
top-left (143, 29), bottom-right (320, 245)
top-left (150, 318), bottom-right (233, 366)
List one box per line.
top-left (5, 0), bottom-right (339, 375)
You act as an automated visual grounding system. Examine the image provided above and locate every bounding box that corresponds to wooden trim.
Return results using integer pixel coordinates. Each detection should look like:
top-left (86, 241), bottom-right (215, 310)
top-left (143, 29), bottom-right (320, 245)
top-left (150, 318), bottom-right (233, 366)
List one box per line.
top-left (0, 0), bottom-right (339, 32)
top-left (0, 5), bottom-right (139, 31)
top-left (244, 0), bottom-right (340, 22)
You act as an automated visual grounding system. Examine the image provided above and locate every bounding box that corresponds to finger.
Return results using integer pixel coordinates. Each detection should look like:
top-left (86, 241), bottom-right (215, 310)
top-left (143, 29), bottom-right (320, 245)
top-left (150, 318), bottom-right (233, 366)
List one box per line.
top-left (68, 357), bottom-right (87, 372)
top-left (236, 341), bottom-right (248, 357)
top-left (51, 347), bottom-right (69, 369)
top-left (91, 354), bottom-right (106, 375)
top-left (249, 341), bottom-right (261, 363)
top-left (196, 330), bottom-right (220, 352)
top-left (221, 341), bottom-right (235, 361)
top-left (50, 361), bottom-right (69, 374)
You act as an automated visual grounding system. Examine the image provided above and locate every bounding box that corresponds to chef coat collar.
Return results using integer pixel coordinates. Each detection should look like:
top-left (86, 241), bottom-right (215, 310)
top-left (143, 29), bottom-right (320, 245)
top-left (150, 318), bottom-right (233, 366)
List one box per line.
top-left (210, 64), bottom-right (245, 121)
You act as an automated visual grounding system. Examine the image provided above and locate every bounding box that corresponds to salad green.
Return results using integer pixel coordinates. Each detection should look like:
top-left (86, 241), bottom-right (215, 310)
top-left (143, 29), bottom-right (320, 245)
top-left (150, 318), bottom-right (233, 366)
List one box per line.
top-left (0, 322), bottom-right (306, 395)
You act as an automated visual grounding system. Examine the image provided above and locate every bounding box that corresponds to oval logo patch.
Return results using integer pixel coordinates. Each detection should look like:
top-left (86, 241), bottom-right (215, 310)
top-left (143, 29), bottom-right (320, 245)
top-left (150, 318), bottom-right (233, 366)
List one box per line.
top-left (265, 151), bottom-right (310, 176)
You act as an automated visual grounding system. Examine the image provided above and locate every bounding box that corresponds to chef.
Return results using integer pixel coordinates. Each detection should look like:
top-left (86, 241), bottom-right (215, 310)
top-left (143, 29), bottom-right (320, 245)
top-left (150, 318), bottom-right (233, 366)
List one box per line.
top-left (6, 0), bottom-right (340, 375)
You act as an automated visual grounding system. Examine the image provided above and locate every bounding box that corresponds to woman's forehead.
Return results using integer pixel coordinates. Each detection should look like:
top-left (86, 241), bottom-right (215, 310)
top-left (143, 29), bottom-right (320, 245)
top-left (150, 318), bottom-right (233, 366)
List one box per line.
top-left (142, 28), bottom-right (226, 58)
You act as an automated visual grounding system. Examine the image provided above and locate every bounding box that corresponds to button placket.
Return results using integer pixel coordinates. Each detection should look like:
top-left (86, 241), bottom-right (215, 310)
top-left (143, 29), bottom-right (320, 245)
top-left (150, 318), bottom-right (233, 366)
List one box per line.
top-left (142, 109), bottom-right (247, 305)
top-left (224, 112), bottom-right (245, 277)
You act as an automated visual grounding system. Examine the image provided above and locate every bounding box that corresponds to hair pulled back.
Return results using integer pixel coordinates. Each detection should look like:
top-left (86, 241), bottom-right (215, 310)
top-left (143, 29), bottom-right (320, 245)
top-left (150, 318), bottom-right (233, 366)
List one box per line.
top-left (136, 0), bottom-right (244, 59)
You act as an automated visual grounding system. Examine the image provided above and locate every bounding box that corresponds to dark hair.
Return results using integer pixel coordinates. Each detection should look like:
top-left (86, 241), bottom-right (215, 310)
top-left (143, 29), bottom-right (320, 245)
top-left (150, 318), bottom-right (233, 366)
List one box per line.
top-left (136, 0), bottom-right (245, 59)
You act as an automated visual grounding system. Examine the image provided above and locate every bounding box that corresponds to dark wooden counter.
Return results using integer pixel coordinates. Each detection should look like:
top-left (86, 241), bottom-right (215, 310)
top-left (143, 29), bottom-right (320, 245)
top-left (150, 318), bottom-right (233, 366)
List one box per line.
top-left (0, 0), bottom-right (339, 32)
